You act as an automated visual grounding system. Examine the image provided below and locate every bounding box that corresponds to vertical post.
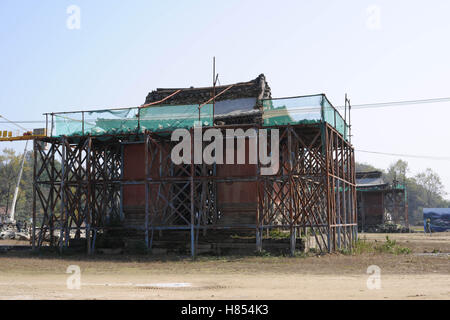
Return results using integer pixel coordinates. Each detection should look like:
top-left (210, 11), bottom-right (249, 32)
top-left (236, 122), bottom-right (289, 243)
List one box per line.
top-left (86, 137), bottom-right (92, 254)
top-left (190, 128), bottom-right (196, 259)
top-left (336, 179), bottom-right (341, 250)
top-left (119, 144), bottom-right (124, 221)
top-left (349, 100), bottom-right (352, 144)
top-left (82, 111), bottom-right (85, 135)
top-left (144, 133), bottom-right (149, 250)
top-left (324, 125), bottom-right (332, 253)
top-left (32, 140), bottom-right (37, 251)
top-left (404, 189), bottom-right (409, 228)
top-left (393, 190), bottom-right (398, 224)
top-left (361, 193), bottom-right (365, 234)
top-left (51, 114), bottom-right (54, 138)
top-left (212, 57), bottom-right (216, 121)
top-left (137, 108), bottom-right (141, 134)
top-left (49, 143), bottom-right (55, 247)
top-left (59, 138), bottom-right (66, 254)
top-left (288, 126), bottom-right (295, 256)
top-left (333, 131), bottom-right (339, 251)
top-left (256, 128), bottom-right (262, 253)
top-left (344, 94), bottom-right (347, 139)
top-left (351, 148), bottom-right (358, 241)
top-left (290, 228), bottom-right (297, 256)
top-left (343, 142), bottom-right (349, 249)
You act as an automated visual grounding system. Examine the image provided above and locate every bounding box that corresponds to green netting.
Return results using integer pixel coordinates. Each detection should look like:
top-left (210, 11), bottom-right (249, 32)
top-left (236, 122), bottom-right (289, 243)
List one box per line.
top-left (263, 94), bottom-right (349, 141)
top-left (55, 112), bottom-right (84, 137)
top-left (87, 108), bottom-right (139, 136)
top-left (357, 184), bottom-right (407, 192)
top-left (321, 97), bottom-right (336, 128)
top-left (53, 94), bottom-right (348, 140)
top-left (263, 95), bottom-right (322, 126)
top-left (55, 108), bottom-right (139, 136)
top-left (335, 114), bottom-right (346, 139)
top-left (140, 104), bottom-right (213, 132)
top-left (321, 96), bottom-right (349, 140)
top-left (53, 104), bottom-right (213, 137)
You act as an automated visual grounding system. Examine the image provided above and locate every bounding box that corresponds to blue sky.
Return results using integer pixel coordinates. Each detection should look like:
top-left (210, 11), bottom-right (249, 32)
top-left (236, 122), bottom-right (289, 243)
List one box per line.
top-left (2, 0), bottom-right (450, 196)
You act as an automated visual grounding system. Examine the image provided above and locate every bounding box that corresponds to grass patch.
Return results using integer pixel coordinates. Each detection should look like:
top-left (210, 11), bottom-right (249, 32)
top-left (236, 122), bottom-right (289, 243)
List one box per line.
top-left (255, 249), bottom-right (272, 257)
top-left (267, 229), bottom-right (290, 239)
top-left (350, 236), bottom-right (412, 255)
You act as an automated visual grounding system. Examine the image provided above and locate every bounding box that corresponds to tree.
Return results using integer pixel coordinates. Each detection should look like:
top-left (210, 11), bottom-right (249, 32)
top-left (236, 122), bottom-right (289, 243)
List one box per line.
top-left (415, 168), bottom-right (446, 208)
top-left (356, 161), bottom-right (449, 225)
top-left (386, 159), bottom-right (409, 185)
top-left (355, 162), bottom-right (378, 172)
top-left (0, 148), bottom-right (34, 221)
top-left (0, 149), bottom-right (20, 213)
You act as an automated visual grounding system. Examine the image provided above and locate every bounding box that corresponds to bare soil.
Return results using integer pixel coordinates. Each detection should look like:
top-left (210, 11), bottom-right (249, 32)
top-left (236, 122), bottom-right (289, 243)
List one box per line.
top-left (0, 233), bottom-right (448, 300)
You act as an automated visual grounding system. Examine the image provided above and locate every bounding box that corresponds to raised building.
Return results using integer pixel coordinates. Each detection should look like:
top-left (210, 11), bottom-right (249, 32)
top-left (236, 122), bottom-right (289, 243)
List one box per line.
top-left (32, 75), bottom-right (356, 255)
top-left (356, 171), bottom-right (408, 232)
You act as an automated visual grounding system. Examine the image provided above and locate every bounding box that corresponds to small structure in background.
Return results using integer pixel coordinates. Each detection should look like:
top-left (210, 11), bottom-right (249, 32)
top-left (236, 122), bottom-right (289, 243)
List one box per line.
top-left (423, 208), bottom-right (450, 233)
top-left (356, 171), bottom-right (409, 232)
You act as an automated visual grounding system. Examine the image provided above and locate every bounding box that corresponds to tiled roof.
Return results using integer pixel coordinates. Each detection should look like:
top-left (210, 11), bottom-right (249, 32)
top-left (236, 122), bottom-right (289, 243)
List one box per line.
top-left (144, 74), bottom-right (271, 108)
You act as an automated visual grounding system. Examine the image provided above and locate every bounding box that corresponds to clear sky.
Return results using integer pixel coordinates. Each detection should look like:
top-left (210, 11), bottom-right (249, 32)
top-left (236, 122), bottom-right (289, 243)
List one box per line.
top-left (1, 0), bottom-right (450, 197)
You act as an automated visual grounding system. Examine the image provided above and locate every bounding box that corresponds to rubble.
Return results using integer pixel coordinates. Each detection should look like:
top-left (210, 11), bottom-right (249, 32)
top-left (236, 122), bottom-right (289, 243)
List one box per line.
top-left (361, 223), bottom-right (413, 233)
top-left (0, 223), bottom-right (31, 241)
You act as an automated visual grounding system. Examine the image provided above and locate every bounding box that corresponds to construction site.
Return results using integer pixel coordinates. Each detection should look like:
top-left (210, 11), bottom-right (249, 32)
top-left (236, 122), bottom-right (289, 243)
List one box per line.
top-left (2, 75), bottom-right (447, 301)
top-left (10, 74), bottom-right (357, 257)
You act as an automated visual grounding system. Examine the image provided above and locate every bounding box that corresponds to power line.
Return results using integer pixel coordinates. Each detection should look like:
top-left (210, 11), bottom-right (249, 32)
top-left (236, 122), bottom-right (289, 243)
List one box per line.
top-left (357, 149), bottom-right (450, 161)
top-left (0, 114), bottom-right (28, 131)
top-left (0, 120), bottom-right (45, 124)
top-left (337, 96), bottom-right (450, 110)
top-left (2, 95), bottom-right (450, 124)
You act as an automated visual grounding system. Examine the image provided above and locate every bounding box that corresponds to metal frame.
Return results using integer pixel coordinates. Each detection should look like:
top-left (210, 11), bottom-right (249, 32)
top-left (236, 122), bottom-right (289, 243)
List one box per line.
top-left (32, 122), bottom-right (356, 256)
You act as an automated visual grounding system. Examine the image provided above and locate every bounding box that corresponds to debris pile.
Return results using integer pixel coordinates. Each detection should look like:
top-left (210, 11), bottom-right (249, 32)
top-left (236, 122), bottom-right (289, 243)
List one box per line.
top-left (0, 222), bottom-right (31, 241)
top-left (362, 223), bottom-right (412, 233)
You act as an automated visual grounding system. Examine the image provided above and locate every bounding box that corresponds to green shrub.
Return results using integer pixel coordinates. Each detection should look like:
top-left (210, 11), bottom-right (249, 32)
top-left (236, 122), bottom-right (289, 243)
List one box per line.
top-left (268, 229), bottom-right (290, 239)
top-left (349, 236), bottom-right (411, 255)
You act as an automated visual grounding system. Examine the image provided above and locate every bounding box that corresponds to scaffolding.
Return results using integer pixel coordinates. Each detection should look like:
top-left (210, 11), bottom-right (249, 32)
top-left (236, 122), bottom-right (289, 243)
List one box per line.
top-left (32, 95), bottom-right (357, 256)
top-left (357, 182), bottom-right (409, 232)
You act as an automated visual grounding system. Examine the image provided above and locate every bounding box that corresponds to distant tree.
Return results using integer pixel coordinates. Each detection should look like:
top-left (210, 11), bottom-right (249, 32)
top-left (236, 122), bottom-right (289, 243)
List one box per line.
top-left (415, 168), bottom-right (446, 208)
top-left (386, 159), bottom-right (409, 184)
top-left (0, 148), bottom-right (34, 221)
top-left (355, 162), bottom-right (378, 172)
top-left (0, 148), bottom-right (21, 213)
top-left (355, 160), bottom-right (449, 225)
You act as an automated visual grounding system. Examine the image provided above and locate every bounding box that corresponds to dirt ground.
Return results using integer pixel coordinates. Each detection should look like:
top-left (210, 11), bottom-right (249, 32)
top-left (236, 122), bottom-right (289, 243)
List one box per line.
top-left (0, 233), bottom-right (448, 300)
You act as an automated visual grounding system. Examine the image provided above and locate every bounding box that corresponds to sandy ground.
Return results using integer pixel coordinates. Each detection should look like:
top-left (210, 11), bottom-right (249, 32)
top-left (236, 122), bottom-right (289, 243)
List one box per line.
top-left (0, 233), bottom-right (448, 300)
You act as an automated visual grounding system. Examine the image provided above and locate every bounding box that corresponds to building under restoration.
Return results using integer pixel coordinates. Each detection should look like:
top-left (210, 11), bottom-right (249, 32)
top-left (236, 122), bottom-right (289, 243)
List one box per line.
top-left (356, 171), bottom-right (408, 232)
top-left (32, 75), bottom-right (357, 256)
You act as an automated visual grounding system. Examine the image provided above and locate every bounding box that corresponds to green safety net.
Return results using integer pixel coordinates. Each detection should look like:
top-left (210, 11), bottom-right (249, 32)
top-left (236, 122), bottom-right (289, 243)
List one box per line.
top-left (53, 104), bottom-right (213, 137)
top-left (263, 94), bottom-right (349, 140)
top-left (262, 95), bottom-right (322, 126)
top-left (321, 96), bottom-right (348, 140)
top-left (54, 113), bottom-right (79, 137)
top-left (53, 93), bottom-right (348, 140)
top-left (357, 183), bottom-right (407, 192)
top-left (87, 108), bottom-right (139, 136)
top-left (140, 104), bottom-right (213, 132)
